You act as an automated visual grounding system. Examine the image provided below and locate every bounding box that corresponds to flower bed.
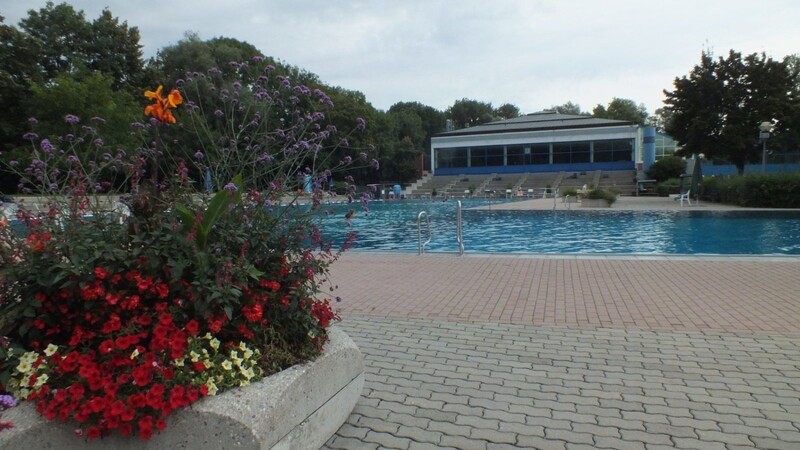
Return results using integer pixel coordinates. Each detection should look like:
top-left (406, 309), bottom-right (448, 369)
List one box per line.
top-left (0, 326), bottom-right (363, 449)
top-left (0, 57), bottom-right (376, 441)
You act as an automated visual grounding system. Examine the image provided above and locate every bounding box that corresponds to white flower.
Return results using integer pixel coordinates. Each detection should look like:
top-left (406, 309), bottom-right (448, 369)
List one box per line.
top-left (16, 361), bottom-right (32, 374)
top-left (190, 351), bottom-right (201, 362)
top-left (209, 338), bottom-right (220, 351)
top-left (130, 349), bottom-right (140, 360)
top-left (34, 373), bottom-right (48, 387)
top-left (205, 379), bottom-right (218, 396)
top-left (221, 360), bottom-right (233, 371)
top-left (43, 344), bottom-right (58, 357)
top-left (174, 357), bottom-right (185, 367)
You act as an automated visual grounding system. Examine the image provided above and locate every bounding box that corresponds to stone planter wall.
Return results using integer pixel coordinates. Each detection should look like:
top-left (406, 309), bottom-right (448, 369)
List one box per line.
top-left (580, 198), bottom-right (611, 208)
top-left (0, 326), bottom-right (363, 450)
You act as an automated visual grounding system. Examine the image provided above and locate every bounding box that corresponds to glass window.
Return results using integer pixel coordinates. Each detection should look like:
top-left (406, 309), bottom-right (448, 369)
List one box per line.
top-left (552, 143), bottom-right (572, 164)
top-left (572, 142), bottom-right (590, 163)
top-left (507, 146), bottom-right (525, 165)
top-left (531, 144), bottom-right (550, 165)
top-left (486, 147), bottom-right (504, 167)
top-left (436, 148), bottom-right (468, 168)
top-left (470, 147), bottom-right (486, 167)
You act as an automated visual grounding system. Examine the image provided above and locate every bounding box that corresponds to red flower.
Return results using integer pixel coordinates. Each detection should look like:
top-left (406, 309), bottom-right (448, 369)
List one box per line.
top-left (242, 303), bottom-right (263, 322)
top-left (185, 319), bottom-right (199, 336)
top-left (86, 425), bottom-right (101, 440)
top-left (137, 415), bottom-right (154, 440)
top-left (94, 267), bottom-right (108, 280)
top-left (192, 361), bottom-right (205, 372)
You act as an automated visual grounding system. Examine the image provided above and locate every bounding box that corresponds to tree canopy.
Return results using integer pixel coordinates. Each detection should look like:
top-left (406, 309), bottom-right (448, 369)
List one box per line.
top-left (593, 98), bottom-right (648, 125)
top-left (663, 50), bottom-right (799, 173)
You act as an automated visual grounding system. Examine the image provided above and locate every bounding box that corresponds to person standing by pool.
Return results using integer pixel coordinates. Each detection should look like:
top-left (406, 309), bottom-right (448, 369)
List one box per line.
top-left (345, 209), bottom-right (355, 226)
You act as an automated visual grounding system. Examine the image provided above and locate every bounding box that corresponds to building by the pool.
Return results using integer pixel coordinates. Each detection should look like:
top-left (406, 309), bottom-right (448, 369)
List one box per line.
top-left (429, 111), bottom-right (798, 176)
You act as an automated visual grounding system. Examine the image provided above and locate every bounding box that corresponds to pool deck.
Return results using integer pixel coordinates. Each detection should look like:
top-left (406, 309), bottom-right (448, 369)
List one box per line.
top-left (323, 197), bottom-right (800, 449)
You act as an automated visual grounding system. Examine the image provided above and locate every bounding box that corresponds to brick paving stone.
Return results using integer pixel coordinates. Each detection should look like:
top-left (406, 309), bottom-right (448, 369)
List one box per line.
top-left (386, 412), bottom-right (430, 429)
top-left (671, 437), bottom-right (727, 450)
top-left (750, 436), bottom-right (800, 449)
top-left (515, 435), bottom-right (567, 450)
top-left (328, 260), bottom-right (800, 448)
top-left (408, 442), bottom-right (457, 450)
top-left (470, 428), bottom-right (518, 445)
top-left (438, 435), bottom-right (489, 450)
top-left (456, 415), bottom-right (501, 430)
top-left (618, 429), bottom-right (672, 445)
top-left (592, 437), bottom-right (646, 450)
top-left (542, 428), bottom-right (594, 445)
top-left (394, 425), bottom-right (444, 445)
top-left (362, 430), bottom-right (414, 449)
top-left (571, 423), bottom-right (622, 438)
top-left (695, 429), bottom-right (754, 446)
top-left (323, 435), bottom-right (379, 450)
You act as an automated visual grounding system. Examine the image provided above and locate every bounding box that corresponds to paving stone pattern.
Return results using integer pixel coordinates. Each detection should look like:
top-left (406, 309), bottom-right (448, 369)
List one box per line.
top-left (323, 317), bottom-right (800, 450)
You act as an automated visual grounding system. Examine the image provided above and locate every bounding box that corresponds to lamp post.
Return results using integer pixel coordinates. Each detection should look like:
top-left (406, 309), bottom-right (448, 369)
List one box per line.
top-left (759, 121), bottom-right (773, 173)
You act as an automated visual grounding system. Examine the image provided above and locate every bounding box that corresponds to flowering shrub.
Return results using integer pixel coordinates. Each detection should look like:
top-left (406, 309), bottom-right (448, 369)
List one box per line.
top-left (0, 57), bottom-right (374, 440)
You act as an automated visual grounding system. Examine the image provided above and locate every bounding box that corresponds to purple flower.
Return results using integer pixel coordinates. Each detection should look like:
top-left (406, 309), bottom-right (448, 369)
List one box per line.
top-left (233, 81), bottom-right (242, 90)
top-left (176, 78), bottom-right (185, 86)
top-left (22, 132), bottom-right (38, 141)
top-left (371, 159), bottom-right (380, 170)
top-left (223, 182), bottom-right (237, 192)
top-left (214, 109), bottom-right (224, 118)
top-left (194, 150), bottom-right (204, 159)
top-left (90, 116), bottom-right (106, 124)
top-left (28, 117), bottom-right (38, 125)
top-left (49, 183), bottom-right (59, 191)
top-left (340, 138), bottom-right (349, 148)
top-left (94, 138), bottom-right (104, 147)
top-left (9, 160), bottom-right (18, 167)
top-left (343, 156), bottom-right (352, 165)
top-left (359, 152), bottom-right (367, 161)
top-left (356, 117), bottom-right (366, 131)
top-left (40, 139), bottom-right (55, 153)
top-left (0, 395), bottom-right (15, 410)
top-left (65, 114), bottom-right (80, 124)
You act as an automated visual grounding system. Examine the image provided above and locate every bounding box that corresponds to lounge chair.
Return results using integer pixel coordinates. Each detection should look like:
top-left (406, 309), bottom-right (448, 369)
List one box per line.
top-left (676, 189), bottom-right (691, 206)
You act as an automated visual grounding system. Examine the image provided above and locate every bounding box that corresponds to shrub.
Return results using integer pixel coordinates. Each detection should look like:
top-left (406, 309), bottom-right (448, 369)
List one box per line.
top-left (0, 57), bottom-right (376, 440)
top-left (585, 188), bottom-right (618, 205)
top-left (702, 173), bottom-right (800, 208)
top-left (646, 156), bottom-right (686, 182)
top-left (561, 187), bottom-right (578, 197)
top-left (655, 178), bottom-right (681, 197)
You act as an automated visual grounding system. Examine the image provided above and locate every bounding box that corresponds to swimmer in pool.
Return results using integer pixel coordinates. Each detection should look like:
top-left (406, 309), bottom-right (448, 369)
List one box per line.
top-left (345, 209), bottom-right (355, 226)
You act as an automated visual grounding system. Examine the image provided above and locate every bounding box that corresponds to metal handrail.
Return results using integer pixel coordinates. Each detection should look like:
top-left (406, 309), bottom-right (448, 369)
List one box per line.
top-left (456, 200), bottom-right (464, 255)
top-left (417, 211), bottom-right (431, 254)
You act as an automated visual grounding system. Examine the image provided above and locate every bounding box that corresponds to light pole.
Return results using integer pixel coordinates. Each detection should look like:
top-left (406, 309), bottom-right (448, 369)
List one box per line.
top-left (759, 121), bottom-right (773, 173)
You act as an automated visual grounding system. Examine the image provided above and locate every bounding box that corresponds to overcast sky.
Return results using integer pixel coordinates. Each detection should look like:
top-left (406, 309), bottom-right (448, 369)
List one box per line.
top-left (3, 1), bottom-right (799, 115)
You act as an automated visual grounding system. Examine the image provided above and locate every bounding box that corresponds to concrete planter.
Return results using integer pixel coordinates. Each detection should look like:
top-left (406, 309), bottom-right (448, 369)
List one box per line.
top-left (581, 198), bottom-right (611, 208)
top-left (0, 326), bottom-right (363, 450)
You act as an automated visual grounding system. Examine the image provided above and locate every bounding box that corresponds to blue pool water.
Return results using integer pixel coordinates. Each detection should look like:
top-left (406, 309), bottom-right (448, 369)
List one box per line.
top-left (318, 199), bottom-right (800, 255)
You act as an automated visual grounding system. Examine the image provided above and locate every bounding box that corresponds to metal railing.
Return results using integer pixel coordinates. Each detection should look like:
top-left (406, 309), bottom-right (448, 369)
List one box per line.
top-left (417, 211), bottom-right (431, 254)
top-left (456, 200), bottom-right (464, 256)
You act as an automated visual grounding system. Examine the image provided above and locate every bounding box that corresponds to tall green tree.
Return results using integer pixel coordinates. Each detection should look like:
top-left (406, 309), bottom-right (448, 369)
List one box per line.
top-left (446, 98), bottom-right (494, 129)
top-left (593, 98), bottom-right (648, 124)
top-left (549, 101), bottom-right (586, 115)
top-left (494, 103), bottom-right (520, 120)
top-left (664, 50), bottom-right (798, 173)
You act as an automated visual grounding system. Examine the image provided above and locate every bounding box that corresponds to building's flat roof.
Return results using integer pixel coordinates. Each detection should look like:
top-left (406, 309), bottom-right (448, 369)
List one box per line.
top-left (434, 112), bottom-right (636, 138)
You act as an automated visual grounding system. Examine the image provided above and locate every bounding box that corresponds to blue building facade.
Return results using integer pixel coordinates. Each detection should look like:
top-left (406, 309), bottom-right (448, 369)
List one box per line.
top-left (430, 112), bottom-right (643, 176)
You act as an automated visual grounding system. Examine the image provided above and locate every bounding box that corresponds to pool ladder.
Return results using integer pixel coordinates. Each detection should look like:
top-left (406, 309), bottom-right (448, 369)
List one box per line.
top-left (417, 200), bottom-right (464, 256)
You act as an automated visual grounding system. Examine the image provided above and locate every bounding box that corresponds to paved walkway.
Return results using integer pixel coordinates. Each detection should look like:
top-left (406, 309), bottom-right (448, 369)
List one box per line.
top-left (322, 252), bottom-right (800, 449)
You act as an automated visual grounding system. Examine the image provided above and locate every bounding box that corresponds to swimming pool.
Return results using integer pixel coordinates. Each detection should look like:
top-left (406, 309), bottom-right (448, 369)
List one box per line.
top-left (319, 199), bottom-right (800, 255)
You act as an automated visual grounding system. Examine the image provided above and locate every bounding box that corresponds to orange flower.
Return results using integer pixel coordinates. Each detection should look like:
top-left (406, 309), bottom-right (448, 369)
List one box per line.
top-left (144, 85), bottom-right (183, 124)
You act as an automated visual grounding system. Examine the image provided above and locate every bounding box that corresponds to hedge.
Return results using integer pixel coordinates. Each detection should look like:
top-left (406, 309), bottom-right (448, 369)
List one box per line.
top-left (701, 173), bottom-right (800, 208)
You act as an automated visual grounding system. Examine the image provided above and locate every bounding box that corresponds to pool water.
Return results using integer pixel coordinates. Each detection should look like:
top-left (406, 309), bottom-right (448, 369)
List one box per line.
top-left (318, 199), bottom-right (800, 255)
